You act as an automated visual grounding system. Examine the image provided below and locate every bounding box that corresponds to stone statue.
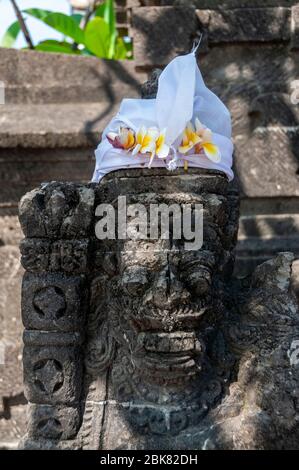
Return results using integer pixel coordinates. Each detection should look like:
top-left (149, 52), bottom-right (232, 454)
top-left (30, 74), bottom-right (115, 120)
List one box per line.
top-left (18, 72), bottom-right (299, 450)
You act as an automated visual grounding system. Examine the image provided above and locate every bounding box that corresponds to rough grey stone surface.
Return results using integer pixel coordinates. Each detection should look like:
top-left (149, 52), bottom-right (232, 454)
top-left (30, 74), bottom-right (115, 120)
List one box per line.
top-left (27, 404), bottom-right (81, 440)
top-left (19, 183), bottom-right (95, 239)
top-left (18, 170), bottom-right (299, 450)
top-left (0, 48), bottom-right (145, 106)
top-left (128, 1), bottom-right (295, 7)
top-left (291, 4), bottom-right (299, 49)
top-left (196, 7), bottom-right (292, 43)
top-left (131, 7), bottom-right (200, 67)
top-left (22, 273), bottom-right (86, 332)
top-left (23, 344), bottom-right (82, 405)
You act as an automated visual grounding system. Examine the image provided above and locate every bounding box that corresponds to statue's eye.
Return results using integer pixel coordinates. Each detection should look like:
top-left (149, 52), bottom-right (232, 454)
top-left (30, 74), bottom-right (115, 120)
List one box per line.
top-left (182, 263), bottom-right (212, 296)
top-left (186, 268), bottom-right (211, 296)
top-left (121, 266), bottom-right (149, 296)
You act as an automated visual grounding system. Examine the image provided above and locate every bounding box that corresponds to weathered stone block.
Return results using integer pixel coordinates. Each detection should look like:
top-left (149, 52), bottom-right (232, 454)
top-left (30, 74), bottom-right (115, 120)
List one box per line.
top-left (20, 437), bottom-right (79, 450)
top-left (196, 7), bottom-right (291, 44)
top-left (131, 6), bottom-right (199, 67)
top-left (96, 169), bottom-right (228, 201)
top-left (27, 404), bottom-right (81, 440)
top-left (20, 239), bottom-right (50, 272)
top-left (19, 183), bottom-right (95, 239)
top-left (0, 48), bottom-right (145, 105)
top-left (238, 213), bottom-right (299, 240)
top-left (20, 238), bottom-right (89, 274)
top-left (23, 343), bottom-right (82, 405)
top-left (234, 128), bottom-right (299, 198)
top-left (22, 272), bottom-right (86, 332)
top-left (0, 148), bottom-right (95, 210)
top-left (291, 5), bottom-right (299, 49)
top-left (197, 45), bottom-right (299, 94)
top-left (159, 1), bottom-right (295, 8)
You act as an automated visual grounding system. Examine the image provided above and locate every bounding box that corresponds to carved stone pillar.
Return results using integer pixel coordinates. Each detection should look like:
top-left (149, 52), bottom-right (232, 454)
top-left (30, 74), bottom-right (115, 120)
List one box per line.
top-left (19, 183), bottom-right (95, 449)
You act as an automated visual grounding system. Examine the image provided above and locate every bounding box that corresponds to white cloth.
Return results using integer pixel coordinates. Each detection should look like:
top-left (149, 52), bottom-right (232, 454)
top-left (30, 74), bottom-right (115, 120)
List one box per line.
top-left (92, 51), bottom-right (234, 182)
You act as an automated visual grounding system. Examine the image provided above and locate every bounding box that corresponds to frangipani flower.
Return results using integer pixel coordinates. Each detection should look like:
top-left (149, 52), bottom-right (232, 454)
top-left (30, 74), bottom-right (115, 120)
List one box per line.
top-left (133, 126), bottom-right (170, 167)
top-left (132, 126), bottom-right (159, 156)
top-left (107, 127), bottom-right (135, 150)
top-left (178, 122), bottom-right (202, 154)
top-left (194, 118), bottom-right (221, 163)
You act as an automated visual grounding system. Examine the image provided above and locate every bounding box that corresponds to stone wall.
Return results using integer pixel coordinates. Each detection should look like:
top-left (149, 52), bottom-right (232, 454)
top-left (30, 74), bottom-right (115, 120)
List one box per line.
top-left (1, 0), bottom-right (299, 448)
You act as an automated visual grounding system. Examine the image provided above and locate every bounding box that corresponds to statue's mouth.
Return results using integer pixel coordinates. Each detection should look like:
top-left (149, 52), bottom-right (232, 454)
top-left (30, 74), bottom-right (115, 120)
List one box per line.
top-left (132, 331), bottom-right (203, 379)
top-left (130, 301), bottom-right (211, 331)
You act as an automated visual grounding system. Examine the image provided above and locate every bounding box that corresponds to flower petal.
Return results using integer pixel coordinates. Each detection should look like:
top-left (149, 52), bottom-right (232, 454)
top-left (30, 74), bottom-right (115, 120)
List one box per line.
top-left (202, 128), bottom-right (212, 143)
top-left (148, 151), bottom-right (156, 168)
top-left (178, 143), bottom-right (194, 154)
top-left (148, 127), bottom-right (160, 139)
top-left (132, 143), bottom-right (141, 155)
top-left (195, 118), bottom-right (203, 133)
top-left (157, 143), bottom-right (170, 159)
top-left (202, 143), bottom-right (221, 163)
top-left (191, 134), bottom-right (202, 146)
top-left (187, 121), bottom-right (195, 133)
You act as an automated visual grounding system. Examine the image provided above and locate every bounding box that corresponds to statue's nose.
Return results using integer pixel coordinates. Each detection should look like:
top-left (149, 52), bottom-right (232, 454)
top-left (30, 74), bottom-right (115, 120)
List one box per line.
top-left (144, 267), bottom-right (190, 309)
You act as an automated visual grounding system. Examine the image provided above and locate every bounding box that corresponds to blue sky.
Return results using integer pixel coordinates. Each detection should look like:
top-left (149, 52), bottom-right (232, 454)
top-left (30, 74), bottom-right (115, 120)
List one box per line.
top-left (0, 0), bottom-right (70, 48)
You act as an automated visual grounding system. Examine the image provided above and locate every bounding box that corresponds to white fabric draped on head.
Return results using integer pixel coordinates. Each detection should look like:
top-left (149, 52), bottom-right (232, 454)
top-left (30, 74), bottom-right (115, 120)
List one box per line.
top-left (92, 51), bottom-right (234, 183)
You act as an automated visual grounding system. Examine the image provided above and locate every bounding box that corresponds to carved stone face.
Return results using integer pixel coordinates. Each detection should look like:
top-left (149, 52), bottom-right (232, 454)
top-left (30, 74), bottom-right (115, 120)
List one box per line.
top-left (95, 190), bottom-right (233, 383)
top-left (86, 173), bottom-right (238, 435)
top-left (117, 244), bottom-right (215, 384)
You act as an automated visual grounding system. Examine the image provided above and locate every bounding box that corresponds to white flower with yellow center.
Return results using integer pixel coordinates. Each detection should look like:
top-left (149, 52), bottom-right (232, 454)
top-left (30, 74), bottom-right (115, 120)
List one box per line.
top-left (107, 127), bottom-right (136, 151)
top-left (132, 126), bottom-right (159, 156)
top-left (133, 126), bottom-right (170, 167)
top-left (194, 118), bottom-right (221, 163)
top-left (178, 122), bottom-right (202, 154)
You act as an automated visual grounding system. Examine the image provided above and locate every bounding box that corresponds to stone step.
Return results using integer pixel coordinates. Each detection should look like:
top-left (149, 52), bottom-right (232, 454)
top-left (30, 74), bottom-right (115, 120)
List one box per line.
top-left (236, 209), bottom-right (299, 277)
top-left (235, 234), bottom-right (299, 278)
top-left (0, 48), bottom-right (145, 105)
top-left (0, 103), bottom-right (118, 148)
top-left (238, 213), bottom-right (299, 239)
top-left (236, 236), bottom-right (299, 256)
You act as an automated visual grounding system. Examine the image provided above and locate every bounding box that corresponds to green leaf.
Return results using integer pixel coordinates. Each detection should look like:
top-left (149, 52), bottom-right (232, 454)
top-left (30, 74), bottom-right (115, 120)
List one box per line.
top-left (95, 0), bottom-right (116, 30)
top-left (94, 3), bottom-right (106, 19)
top-left (0, 20), bottom-right (21, 48)
top-left (35, 40), bottom-right (80, 54)
top-left (23, 8), bottom-right (52, 21)
top-left (24, 9), bottom-right (85, 44)
top-left (105, 0), bottom-right (116, 36)
top-left (84, 17), bottom-right (110, 58)
top-left (71, 13), bottom-right (83, 26)
top-left (94, 0), bottom-right (116, 57)
top-left (114, 37), bottom-right (128, 60)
